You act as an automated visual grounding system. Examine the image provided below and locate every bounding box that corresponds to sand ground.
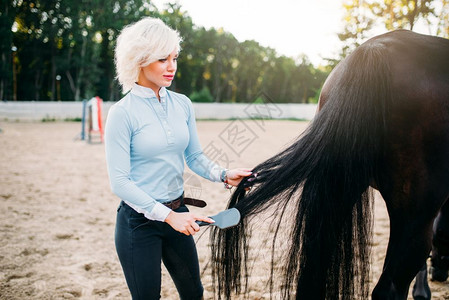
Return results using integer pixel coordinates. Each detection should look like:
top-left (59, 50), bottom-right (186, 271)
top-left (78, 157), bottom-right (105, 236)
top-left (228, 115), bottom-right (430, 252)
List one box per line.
top-left (0, 121), bottom-right (448, 299)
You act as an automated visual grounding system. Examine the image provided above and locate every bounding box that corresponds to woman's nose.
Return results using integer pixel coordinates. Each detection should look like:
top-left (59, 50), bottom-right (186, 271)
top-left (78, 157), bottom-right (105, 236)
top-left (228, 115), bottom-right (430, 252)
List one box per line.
top-left (167, 60), bottom-right (176, 71)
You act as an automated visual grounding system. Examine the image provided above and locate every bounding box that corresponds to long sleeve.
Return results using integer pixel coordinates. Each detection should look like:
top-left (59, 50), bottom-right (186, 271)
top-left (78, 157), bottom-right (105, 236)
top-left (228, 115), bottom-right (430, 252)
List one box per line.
top-left (183, 100), bottom-right (224, 182)
top-left (105, 104), bottom-right (171, 221)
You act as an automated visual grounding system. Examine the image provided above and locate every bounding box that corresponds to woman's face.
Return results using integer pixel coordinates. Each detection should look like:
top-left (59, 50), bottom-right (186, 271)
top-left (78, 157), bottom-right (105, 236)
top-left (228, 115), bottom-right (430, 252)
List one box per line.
top-left (138, 50), bottom-right (178, 93)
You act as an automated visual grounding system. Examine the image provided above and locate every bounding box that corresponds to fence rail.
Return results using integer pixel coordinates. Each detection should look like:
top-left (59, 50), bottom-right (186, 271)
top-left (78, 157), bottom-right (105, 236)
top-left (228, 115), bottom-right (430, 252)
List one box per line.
top-left (0, 101), bottom-right (317, 121)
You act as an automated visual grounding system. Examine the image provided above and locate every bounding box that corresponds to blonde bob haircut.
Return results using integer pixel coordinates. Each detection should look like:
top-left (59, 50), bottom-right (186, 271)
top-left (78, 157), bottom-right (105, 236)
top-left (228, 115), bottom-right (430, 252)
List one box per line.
top-left (114, 17), bottom-right (182, 93)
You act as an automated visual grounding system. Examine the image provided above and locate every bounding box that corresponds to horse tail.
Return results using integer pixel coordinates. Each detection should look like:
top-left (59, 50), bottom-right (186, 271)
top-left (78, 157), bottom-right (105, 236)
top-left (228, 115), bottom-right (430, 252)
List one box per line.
top-left (211, 41), bottom-right (392, 299)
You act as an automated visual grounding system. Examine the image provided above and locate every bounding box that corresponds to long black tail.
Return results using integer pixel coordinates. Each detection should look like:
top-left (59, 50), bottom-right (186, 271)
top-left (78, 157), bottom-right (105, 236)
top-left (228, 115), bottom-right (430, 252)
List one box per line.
top-left (211, 42), bottom-right (392, 299)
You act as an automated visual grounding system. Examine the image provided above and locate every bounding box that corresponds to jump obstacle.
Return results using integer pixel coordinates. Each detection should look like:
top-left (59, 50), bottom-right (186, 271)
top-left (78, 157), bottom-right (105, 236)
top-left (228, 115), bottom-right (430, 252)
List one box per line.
top-left (81, 96), bottom-right (104, 143)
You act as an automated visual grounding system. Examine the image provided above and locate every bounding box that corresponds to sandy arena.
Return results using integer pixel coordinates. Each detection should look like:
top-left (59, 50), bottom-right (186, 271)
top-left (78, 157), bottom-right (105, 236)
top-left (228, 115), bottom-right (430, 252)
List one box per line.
top-left (1, 121), bottom-right (448, 299)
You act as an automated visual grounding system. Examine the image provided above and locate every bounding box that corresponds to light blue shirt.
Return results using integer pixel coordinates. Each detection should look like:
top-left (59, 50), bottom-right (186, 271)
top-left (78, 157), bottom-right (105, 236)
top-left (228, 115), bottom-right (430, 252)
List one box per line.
top-left (105, 83), bottom-right (223, 221)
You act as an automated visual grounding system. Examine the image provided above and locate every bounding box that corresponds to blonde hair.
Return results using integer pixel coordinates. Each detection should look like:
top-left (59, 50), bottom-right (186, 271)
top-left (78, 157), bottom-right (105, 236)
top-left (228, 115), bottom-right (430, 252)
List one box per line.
top-left (114, 17), bottom-right (182, 93)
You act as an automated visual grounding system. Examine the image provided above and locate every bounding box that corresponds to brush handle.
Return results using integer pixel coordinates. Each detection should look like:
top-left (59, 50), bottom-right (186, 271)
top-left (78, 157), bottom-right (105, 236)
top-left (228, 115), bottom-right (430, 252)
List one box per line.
top-left (195, 220), bottom-right (211, 226)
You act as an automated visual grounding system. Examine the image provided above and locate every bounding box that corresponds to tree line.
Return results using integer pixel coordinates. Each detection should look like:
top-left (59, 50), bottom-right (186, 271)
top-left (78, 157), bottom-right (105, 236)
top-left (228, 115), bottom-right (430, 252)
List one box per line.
top-left (1, 0), bottom-right (447, 103)
top-left (0, 1), bottom-right (328, 103)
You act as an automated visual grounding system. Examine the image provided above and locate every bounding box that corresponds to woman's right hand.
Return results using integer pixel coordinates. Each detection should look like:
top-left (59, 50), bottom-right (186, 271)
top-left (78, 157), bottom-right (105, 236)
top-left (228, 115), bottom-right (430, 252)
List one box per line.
top-left (165, 211), bottom-right (214, 236)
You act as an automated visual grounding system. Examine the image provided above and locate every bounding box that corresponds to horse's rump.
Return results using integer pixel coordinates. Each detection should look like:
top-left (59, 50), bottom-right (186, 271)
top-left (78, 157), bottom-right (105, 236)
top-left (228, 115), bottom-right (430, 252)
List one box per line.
top-left (211, 30), bottom-right (449, 300)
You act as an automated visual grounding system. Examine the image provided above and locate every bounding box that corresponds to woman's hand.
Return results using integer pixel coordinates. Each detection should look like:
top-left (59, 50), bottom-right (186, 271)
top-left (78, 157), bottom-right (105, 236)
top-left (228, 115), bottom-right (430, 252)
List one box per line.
top-left (225, 168), bottom-right (252, 187)
top-left (165, 211), bottom-right (214, 236)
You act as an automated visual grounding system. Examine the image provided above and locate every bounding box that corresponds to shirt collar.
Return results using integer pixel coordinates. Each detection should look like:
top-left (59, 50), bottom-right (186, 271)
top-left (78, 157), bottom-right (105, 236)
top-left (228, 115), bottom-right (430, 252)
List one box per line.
top-left (130, 83), bottom-right (167, 100)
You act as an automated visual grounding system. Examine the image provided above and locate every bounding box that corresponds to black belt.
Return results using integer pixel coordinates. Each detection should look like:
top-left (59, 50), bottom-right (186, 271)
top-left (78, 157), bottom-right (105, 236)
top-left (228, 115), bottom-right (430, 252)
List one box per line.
top-left (162, 194), bottom-right (207, 210)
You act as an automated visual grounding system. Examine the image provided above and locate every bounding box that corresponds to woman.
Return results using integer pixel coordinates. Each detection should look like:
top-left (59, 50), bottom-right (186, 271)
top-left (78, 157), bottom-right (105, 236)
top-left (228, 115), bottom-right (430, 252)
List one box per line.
top-left (105, 17), bottom-right (251, 300)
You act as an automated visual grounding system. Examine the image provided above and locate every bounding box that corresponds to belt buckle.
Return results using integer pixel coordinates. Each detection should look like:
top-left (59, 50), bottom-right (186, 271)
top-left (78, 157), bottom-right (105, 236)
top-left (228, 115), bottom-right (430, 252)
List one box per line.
top-left (164, 194), bottom-right (183, 209)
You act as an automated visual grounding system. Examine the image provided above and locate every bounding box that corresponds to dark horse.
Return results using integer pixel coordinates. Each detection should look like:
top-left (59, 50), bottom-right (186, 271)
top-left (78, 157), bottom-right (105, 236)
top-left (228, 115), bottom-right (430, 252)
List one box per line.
top-left (210, 30), bottom-right (449, 300)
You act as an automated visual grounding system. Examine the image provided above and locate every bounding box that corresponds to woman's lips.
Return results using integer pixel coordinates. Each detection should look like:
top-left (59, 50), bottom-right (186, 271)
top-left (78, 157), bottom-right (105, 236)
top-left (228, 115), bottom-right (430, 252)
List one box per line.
top-left (163, 75), bottom-right (174, 80)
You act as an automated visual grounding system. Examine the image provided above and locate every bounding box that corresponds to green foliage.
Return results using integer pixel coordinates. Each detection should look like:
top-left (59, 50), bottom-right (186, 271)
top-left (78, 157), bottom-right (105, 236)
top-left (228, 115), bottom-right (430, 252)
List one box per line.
top-left (189, 86), bottom-right (214, 102)
top-left (3, 1), bottom-right (331, 103)
top-left (41, 115), bottom-right (56, 122)
top-left (337, 0), bottom-right (375, 59)
top-left (64, 117), bottom-right (82, 122)
top-left (369, 0), bottom-right (434, 31)
top-left (337, 0), bottom-right (449, 59)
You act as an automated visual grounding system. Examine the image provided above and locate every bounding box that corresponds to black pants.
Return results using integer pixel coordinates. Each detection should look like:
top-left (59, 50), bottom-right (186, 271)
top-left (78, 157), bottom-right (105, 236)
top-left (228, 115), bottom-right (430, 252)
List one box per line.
top-left (115, 201), bottom-right (204, 300)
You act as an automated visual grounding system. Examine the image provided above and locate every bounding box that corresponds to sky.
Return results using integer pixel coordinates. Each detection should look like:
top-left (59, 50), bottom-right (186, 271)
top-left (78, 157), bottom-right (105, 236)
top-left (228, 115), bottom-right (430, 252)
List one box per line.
top-left (151, 0), bottom-right (348, 65)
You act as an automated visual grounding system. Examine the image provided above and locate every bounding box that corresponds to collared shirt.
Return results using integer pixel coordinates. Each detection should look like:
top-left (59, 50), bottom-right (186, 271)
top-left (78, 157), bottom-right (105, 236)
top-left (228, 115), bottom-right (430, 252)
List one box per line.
top-left (105, 83), bottom-right (223, 221)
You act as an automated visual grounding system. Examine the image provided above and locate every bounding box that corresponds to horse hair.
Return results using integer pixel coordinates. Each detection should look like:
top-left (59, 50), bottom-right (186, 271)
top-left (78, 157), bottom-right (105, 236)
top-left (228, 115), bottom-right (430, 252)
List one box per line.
top-left (210, 40), bottom-right (392, 299)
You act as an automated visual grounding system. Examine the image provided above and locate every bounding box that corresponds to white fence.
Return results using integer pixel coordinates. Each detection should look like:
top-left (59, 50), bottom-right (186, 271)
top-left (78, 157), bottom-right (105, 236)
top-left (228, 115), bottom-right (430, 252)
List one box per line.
top-left (0, 101), bottom-right (317, 121)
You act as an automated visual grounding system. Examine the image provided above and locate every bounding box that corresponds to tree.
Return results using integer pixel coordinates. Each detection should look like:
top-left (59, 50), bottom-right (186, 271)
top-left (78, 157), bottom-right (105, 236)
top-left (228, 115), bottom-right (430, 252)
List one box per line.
top-left (261, 54), bottom-right (296, 102)
top-left (159, 2), bottom-right (198, 96)
top-left (369, 0), bottom-right (434, 30)
top-left (89, 0), bottom-right (154, 101)
top-left (436, 0), bottom-right (449, 38)
top-left (337, 0), bottom-right (448, 60)
top-left (0, 1), bottom-right (18, 100)
top-left (13, 0), bottom-right (61, 100)
top-left (338, 0), bottom-right (375, 58)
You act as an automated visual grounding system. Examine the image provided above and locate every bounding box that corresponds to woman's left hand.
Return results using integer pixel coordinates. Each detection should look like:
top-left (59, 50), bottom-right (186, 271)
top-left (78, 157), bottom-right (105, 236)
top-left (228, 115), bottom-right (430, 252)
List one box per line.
top-left (225, 168), bottom-right (252, 187)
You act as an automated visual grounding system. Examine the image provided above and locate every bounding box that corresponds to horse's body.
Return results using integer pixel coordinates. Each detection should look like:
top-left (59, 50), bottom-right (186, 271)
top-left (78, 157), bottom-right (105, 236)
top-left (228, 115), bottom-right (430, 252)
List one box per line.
top-left (210, 30), bottom-right (449, 299)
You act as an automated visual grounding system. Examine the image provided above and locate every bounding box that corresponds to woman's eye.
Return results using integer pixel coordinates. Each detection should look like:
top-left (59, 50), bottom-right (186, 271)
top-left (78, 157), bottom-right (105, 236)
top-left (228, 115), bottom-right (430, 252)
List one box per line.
top-left (158, 59), bottom-right (167, 62)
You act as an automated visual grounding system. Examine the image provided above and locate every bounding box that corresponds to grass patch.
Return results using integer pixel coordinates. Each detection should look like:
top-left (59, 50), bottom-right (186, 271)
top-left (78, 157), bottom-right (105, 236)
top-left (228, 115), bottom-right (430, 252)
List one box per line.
top-left (41, 115), bottom-right (56, 122)
top-left (64, 117), bottom-right (82, 122)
